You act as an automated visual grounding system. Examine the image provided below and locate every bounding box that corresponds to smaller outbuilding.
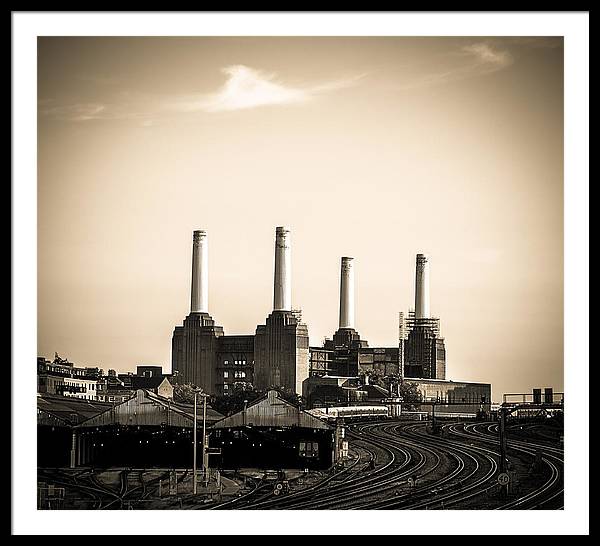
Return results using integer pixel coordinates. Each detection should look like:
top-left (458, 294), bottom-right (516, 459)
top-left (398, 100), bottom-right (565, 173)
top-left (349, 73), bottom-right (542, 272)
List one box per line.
top-left (211, 390), bottom-right (335, 470)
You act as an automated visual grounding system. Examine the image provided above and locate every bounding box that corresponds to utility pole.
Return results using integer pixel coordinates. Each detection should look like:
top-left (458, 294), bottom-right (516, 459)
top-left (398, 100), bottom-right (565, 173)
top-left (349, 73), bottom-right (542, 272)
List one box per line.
top-left (498, 406), bottom-right (509, 499)
top-left (202, 393), bottom-right (208, 486)
top-left (192, 388), bottom-right (207, 495)
top-left (193, 390), bottom-right (198, 495)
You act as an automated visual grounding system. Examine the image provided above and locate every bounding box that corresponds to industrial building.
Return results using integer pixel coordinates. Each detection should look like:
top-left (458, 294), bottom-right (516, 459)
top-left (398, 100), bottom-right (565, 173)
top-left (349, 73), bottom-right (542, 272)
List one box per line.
top-left (171, 227), bottom-right (308, 396)
top-left (303, 253), bottom-right (489, 412)
top-left (305, 254), bottom-right (445, 383)
top-left (170, 228), bottom-right (490, 413)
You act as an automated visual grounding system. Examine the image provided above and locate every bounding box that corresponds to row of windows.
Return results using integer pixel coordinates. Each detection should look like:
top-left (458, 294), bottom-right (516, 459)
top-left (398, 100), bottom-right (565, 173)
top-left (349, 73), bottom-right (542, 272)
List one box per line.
top-left (222, 360), bottom-right (249, 366)
top-left (223, 371), bottom-right (247, 379)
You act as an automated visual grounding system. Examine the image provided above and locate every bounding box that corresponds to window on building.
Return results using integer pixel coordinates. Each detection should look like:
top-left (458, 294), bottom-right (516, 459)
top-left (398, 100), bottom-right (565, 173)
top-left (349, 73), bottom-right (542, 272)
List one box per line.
top-left (224, 360), bottom-right (229, 365)
top-left (223, 371), bottom-right (229, 378)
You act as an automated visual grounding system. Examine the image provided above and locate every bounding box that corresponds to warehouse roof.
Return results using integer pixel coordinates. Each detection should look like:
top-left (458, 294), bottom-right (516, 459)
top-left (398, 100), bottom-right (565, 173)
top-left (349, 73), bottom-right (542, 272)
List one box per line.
top-left (37, 393), bottom-right (113, 426)
top-left (38, 390), bottom-right (224, 428)
top-left (213, 390), bottom-right (332, 430)
top-left (76, 389), bottom-right (224, 429)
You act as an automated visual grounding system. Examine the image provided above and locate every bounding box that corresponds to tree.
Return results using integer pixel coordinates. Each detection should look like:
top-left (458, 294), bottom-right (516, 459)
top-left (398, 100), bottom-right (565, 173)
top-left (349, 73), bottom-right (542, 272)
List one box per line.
top-left (211, 386), bottom-right (305, 416)
top-left (173, 383), bottom-right (204, 404)
top-left (270, 386), bottom-right (305, 408)
top-left (397, 380), bottom-right (421, 411)
top-left (211, 387), bottom-right (262, 416)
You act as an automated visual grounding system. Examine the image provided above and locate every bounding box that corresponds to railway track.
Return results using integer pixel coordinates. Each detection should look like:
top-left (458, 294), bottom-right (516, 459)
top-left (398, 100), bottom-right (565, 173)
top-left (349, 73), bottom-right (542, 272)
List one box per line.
top-left (207, 418), bottom-right (563, 510)
top-left (363, 422), bottom-right (499, 510)
top-left (213, 421), bottom-right (487, 510)
top-left (452, 422), bottom-right (564, 509)
top-left (38, 468), bottom-right (180, 510)
top-left (38, 418), bottom-right (563, 510)
top-left (212, 427), bottom-right (402, 510)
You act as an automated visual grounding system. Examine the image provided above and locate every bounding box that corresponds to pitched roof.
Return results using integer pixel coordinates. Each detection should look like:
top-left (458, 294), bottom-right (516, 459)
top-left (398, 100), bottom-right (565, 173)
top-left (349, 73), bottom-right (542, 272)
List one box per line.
top-left (37, 393), bottom-right (113, 426)
top-left (76, 389), bottom-right (224, 429)
top-left (213, 390), bottom-right (332, 430)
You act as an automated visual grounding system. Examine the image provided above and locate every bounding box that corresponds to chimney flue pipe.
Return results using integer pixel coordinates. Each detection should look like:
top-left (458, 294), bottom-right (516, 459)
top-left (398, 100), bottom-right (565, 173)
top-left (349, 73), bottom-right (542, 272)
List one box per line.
top-left (339, 257), bottom-right (355, 329)
top-left (190, 230), bottom-right (208, 313)
top-left (273, 226), bottom-right (291, 311)
top-left (415, 253), bottom-right (430, 319)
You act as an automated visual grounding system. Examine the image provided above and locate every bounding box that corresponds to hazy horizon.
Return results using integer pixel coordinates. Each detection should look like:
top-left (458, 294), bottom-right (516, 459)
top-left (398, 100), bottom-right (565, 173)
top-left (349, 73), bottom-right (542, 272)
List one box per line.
top-left (37, 36), bottom-right (564, 400)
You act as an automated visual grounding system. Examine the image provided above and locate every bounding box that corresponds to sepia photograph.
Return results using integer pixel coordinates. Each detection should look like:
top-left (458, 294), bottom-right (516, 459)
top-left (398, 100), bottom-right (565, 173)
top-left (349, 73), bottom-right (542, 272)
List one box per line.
top-left (13, 11), bottom-right (588, 536)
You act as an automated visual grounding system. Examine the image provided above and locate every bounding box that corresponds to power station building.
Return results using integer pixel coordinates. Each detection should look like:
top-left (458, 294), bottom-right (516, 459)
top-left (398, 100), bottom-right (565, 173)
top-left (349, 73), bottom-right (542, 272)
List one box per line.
top-left (171, 228), bottom-right (488, 409)
top-left (307, 254), bottom-right (445, 382)
top-left (171, 227), bottom-right (308, 396)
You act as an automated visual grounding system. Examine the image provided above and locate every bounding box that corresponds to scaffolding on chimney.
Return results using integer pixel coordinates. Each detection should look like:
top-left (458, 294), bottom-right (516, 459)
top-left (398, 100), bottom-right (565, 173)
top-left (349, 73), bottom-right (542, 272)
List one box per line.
top-left (404, 310), bottom-right (441, 337)
top-left (400, 310), bottom-right (445, 380)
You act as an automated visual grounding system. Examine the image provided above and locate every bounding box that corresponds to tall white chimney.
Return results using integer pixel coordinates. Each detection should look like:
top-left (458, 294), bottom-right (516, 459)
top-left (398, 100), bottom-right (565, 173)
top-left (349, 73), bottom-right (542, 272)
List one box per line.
top-left (273, 226), bottom-right (291, 311)
top-left (339, 257), bottom-right (355, 329)
top-left (415, 253), bottom-right (430, 319)
top-left (190, 230), bottom-right (208, 313)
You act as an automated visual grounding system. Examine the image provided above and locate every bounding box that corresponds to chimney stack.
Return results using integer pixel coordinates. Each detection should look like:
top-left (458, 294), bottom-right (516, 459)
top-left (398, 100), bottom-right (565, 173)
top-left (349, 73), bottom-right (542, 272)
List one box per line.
top-left (190, 230), bottom-right (208, 313)
top-left (415, 253), bottom-right (430, 319)
top-left (339, 257), bottom-right (355, 329)
top-left (273, 226), bottom-right (291, 311)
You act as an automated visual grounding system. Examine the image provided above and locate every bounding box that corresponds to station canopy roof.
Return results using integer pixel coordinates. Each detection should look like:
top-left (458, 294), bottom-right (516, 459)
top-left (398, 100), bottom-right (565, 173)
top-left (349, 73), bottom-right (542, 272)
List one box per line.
top-left (37, 390), bottom-right (224, 429)
top-left (75, 389), bottom-right (224, 429)
top-left (213, 390), bottom-right (332, 430)
top-left (37, 393), bottom-right (113, 426)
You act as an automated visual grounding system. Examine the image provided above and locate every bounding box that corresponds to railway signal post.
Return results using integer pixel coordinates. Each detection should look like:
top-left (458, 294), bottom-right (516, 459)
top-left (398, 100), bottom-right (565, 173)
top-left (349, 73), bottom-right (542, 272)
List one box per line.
top-left (498, 406), bottom-right (509, 499)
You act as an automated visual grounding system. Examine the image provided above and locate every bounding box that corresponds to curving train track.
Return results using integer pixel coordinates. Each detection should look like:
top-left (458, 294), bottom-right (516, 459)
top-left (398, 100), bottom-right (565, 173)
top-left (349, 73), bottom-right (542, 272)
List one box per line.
top-left (38, 418), bottom-right (563, 510)
top-left (204, 418), bottom-right (563, 510)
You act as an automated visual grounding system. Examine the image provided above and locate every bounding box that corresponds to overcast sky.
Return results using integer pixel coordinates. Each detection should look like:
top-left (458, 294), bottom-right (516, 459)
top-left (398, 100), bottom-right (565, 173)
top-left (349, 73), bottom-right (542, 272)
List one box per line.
top-left (37, 37), bottom-right (564, 400)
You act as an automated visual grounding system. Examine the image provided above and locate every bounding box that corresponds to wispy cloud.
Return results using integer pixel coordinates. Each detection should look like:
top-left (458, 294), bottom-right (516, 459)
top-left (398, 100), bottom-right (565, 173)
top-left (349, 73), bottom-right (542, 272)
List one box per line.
top-left (461, 42), bottom-right (514, 72)
top-left (39, 98), bottom-right (154, 124)
top-left (398, 42), bottom-right (514, 91)
top-left (40, 65), bottom-right (365, 123)
top-left (169, 65), bottom-right (365, 113)
top-left (40, 102), bottom-right (108, 122)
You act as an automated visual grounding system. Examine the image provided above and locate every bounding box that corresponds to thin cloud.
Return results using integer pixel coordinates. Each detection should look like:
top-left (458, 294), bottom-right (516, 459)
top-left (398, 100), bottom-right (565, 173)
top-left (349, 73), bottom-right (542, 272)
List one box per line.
top-left (398, 42), bottom-right (514, 91)
top-left (40, 99), bottom-right (153, 124)
top-left (40, 102), bottom-right (107, 122)
top-left (40, 65), bottom-right (365, 123)
top-left (170, 65), bottom-right (364, 113)
top-left (461, 42), bottom-right (514, 72)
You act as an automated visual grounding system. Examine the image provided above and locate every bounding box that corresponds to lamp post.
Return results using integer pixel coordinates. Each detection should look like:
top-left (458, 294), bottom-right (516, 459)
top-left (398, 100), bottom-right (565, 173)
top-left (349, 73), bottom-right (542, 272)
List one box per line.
top-left (192, 388), bottom-right (208, 495)
top-left (193, 390), bottom-right (198, 495)
top-left (202, 393), bottom-right (208, 485)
